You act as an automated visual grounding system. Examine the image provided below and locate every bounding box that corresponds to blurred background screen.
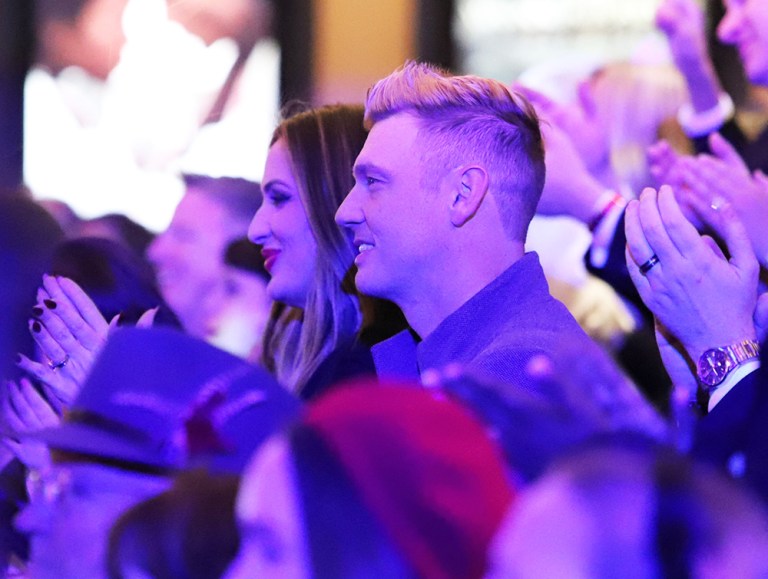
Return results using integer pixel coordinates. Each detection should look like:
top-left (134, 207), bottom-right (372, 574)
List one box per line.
top-left (24, 0), bottom-right (281, 231)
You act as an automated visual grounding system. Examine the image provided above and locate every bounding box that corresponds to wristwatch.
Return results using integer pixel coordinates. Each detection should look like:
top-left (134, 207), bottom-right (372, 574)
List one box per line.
top-left (697, 339), bottom-right (760, 389)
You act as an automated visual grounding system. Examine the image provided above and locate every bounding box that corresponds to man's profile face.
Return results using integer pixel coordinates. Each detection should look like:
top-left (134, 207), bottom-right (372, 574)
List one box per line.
top-left (718, 0), bottom-right (768, 86)
top-left (147, 191), bottom-right (238, 337)
top-left (335, 113), bottom-right (447, 306)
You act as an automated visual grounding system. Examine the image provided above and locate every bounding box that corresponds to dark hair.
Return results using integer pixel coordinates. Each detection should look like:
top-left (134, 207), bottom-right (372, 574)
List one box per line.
top-left (75, 213), bottom-right (155, 258)
top-left (50, 237), bottom-right (180, 327)
top-left (543, 442), bottom-right (768, 578)
top-left (107, 470), bottom-right (240, 579)
top-left (261, 104), bottom-right (407, 395)
top-left (289, 424), bottom-right (413, 579)
top-left (261, 104), bottom-right (367, 392)
top-left (181, 174), bottom-right (262, 225)
top-left (0, 194), bottom-right (65, 379)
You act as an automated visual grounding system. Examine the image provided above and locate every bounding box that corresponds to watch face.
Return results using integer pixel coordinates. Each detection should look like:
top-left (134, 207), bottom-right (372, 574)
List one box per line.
top-left (698, 348), bottom-right (733, 387)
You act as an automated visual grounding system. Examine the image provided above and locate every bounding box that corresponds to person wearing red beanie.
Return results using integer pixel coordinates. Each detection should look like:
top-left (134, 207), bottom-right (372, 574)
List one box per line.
top-left (224, 379), bottom-right (515, 579)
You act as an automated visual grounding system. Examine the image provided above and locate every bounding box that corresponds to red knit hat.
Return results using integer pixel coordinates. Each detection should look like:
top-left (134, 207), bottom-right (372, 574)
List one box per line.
top-left (303, 379), bottom-right (515, 579)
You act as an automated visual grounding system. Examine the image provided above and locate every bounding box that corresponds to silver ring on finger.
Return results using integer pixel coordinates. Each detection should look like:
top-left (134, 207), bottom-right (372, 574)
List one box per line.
top-left (639, 254), bottom-right (660, 276)
top-left (48, 354), bottom-right (70, 371)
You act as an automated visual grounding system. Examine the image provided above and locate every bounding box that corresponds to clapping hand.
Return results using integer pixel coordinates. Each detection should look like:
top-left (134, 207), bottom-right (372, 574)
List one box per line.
top-left (1, 378), bottom-right (58, 469)
top-left (676, 133), bottom-right (768, 266)
top-left (625, 185), bottom-right (759, 377)
top-left (18, 275), bottom-right (111, 406)
top-left (18, 275), bottom-right (160, 407)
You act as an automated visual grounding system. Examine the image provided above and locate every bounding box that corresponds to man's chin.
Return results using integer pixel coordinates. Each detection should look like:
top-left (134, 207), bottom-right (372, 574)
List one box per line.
top-left (354, 270), bottom-right (389, 300)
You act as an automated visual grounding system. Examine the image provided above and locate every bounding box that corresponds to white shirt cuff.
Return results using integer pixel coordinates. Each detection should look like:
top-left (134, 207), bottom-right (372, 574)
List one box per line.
top-left (678, 93), bottom-right (735, 139)
top-left (708, 359), bottom-right (761, 411)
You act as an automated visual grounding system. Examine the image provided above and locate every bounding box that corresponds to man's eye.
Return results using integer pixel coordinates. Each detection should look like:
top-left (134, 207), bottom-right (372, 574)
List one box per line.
top-left (366, 177), bottom-right (380, 186)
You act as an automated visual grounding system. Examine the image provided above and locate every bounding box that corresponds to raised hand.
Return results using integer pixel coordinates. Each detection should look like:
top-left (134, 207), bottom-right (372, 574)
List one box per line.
top-left (656, 0), bottom-right (721, 113)
top-left (676, 133), bottom-right (768, 266)
top-left (23, 275), bottom-right (110, 405)
top-left (22, 275), bottom-right (161, 406)
top-left (625, 185), bottom-right (759, 364)
top-left (514, 85), bottom-right (607, 223)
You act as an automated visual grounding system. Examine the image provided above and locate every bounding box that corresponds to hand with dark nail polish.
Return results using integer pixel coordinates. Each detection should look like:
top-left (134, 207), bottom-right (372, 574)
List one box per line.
top-left (44, 299), bottom-right (57, 310)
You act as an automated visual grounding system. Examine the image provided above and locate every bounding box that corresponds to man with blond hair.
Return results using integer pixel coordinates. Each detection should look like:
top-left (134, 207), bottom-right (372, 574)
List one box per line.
top-left (335, 62), bottom-right (660, 435)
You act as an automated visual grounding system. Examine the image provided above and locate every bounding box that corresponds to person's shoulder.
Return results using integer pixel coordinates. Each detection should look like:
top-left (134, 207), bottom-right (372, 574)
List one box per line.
top-left (371, 329), bottom-right (420, 382)
top-left (302, 341), bottom-right (376, 401)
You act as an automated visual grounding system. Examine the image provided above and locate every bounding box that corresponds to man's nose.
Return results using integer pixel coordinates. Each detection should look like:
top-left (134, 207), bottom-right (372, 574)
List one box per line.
top-left (335, 187), bottom-right (363, 229)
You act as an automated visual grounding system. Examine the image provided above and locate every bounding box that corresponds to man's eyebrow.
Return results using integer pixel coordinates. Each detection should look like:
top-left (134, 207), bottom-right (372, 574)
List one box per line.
top-left (352, 162), bottom-right (369, 177)
top-left (353, 162), bottom-right (387, 178)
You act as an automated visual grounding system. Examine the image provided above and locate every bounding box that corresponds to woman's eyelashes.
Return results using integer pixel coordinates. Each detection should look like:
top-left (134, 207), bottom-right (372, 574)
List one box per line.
top-left (267, 191), bottom-right (291, 207)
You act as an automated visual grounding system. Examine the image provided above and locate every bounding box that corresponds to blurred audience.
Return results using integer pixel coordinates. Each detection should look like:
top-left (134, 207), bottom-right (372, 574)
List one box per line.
top-left (203, 237), bottom-right (272, 363)
top-left (225, 382), bottom-right (513, 579)
top-left (11, 327), bottom-right (299, 578)
top-left (108, 470), bottom-right (240, 579)
top-left (0, 194), bottom-right (64, 574)
top-left (486, 443), bottom-right (768, 578)
top-left (5, 2), bottom-right (768, 575)
top-left (51, 236), bottom-right (177, 327)
top-left (656, 0), bottom-right (768, 171)
top-left (147, 174), bottom-right (261, 340)
top-left (75, 213), bottom-right (155, 258)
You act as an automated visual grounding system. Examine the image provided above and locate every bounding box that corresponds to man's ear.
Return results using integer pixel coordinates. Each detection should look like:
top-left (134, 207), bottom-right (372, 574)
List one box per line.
top-left (449, 166), bottom-right (489, 227)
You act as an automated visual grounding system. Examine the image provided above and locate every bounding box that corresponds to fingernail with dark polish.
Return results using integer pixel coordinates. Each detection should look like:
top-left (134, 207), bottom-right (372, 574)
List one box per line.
top-left (32, 321), bottom-right (42, 333)
top-left (32, 306), bottom-right (44, 317)
top-left (44, 299), bottom-right (57, 310)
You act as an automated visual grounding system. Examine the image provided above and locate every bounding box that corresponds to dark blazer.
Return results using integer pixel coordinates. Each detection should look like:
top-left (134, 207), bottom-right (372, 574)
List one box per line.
top-left (693, 363), bottom-right (768, 502)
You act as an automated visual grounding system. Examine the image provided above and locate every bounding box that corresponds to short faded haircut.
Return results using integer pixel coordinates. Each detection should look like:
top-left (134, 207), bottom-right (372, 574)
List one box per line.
top-left (365, 61), bottom-right (545, 241)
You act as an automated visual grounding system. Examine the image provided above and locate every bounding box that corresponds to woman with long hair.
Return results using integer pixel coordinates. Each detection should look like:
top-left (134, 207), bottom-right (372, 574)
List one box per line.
top-left (16, 104), bottom-right (403, 405)
top-left (250, 103), bottom-right (403, 398)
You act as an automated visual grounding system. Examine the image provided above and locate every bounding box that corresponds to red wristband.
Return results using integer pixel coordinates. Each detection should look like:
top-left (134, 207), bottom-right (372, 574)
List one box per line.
top-left (588, 192), bottom-right (624, 233)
